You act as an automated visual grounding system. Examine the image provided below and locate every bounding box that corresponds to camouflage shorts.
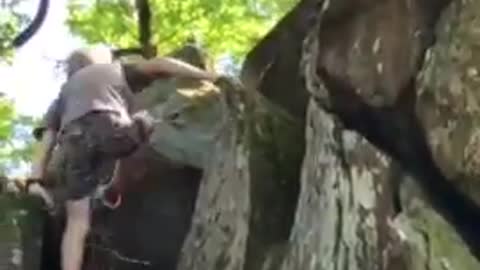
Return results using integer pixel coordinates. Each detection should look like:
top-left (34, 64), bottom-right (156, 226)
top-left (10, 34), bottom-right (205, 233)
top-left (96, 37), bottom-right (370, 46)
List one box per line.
top-left (58, 111), bottom-right (143, 200)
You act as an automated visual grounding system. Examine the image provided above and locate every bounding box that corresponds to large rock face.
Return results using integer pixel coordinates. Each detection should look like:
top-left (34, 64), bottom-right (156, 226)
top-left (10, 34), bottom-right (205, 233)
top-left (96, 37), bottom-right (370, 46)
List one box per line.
top-left (0, 191), bottom-right (46, 270)
top-left (88, 150), bottom-right (201, 270)
top-left (402, 0), bottom-right (480, 267)
top-left (141, 80), bottom-right (224, 169)
top-left (176, 0), bottom-right (480, 269)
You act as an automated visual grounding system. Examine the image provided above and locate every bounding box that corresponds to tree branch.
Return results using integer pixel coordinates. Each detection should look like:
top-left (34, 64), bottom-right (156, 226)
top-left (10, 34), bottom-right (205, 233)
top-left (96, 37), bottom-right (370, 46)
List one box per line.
top-left (112, 48), bottom-right (144, 58)
top-left (135, 0), bottom-right (156, 58)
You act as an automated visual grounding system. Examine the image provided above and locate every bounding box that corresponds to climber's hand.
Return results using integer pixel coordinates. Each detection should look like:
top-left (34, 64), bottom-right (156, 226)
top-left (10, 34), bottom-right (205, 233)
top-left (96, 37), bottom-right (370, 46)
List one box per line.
top-left (13, 178), bottom-right (56, 214)
top-left (13, 178), bottom-right (43, 194)
top-left (214, 75), bottom-right (243, 90)
top-left (132, 111), bottom-right (155, 142)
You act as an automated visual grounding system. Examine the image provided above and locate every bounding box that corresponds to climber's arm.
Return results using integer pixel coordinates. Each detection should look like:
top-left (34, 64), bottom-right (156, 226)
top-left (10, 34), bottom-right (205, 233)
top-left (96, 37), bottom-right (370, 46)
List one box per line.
top-left (30, 98), bottom-right (62, 181)
top-left (30, 128), bottom-right (57, 180)
top-left (136, 56), bottom-right (218, 81)
top-left (122, 57), bottom-right (219, 93)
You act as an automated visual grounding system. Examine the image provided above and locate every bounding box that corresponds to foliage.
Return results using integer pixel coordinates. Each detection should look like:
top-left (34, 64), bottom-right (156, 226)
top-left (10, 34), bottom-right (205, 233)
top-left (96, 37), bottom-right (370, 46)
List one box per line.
top-left (0, 97), bottom-right (37, 176)
top-left (0, 98), bottom-right (15, 142)
top-left (66, 0), bottom-right (298, 62)
top-left (0, 6), bottom-right (20, 59)
top-left (0, 0), bottom-right (30, 61)
top-left (0, 1), bottom-right (39, 176)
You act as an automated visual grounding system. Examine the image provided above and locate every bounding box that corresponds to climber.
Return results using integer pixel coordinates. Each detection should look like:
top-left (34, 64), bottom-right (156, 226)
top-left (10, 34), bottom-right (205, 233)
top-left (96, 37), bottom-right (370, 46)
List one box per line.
top-left (28, 46), bottom-right (219, 270)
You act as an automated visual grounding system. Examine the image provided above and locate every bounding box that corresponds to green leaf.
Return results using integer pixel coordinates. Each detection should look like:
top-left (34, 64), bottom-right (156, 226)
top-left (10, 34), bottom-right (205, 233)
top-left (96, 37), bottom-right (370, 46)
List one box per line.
top-left (0, 97), bottom-right (39, 176)
top-left (66, 0), bottom-right (299, 63)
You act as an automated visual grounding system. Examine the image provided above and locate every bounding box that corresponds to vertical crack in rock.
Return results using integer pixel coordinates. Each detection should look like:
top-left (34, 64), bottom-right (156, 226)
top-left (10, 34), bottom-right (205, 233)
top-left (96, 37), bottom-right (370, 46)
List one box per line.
top-left (333, 197), bottom-right (344, 262)
top-left (244, 94), bottom-right (304, 270)
top-left (422, 230), bottom-right (432, 270)
top-left (238, 1), bottom-right (319, 269)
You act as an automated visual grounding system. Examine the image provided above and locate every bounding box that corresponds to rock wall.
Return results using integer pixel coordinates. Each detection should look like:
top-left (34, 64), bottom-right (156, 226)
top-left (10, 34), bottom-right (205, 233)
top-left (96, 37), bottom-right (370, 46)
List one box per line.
top-left (11, 0), bottom-right (480, 269)
top-left (177, 0), bottom-right (480, 269)
top-left (0, 191), bottom-right (46, 270)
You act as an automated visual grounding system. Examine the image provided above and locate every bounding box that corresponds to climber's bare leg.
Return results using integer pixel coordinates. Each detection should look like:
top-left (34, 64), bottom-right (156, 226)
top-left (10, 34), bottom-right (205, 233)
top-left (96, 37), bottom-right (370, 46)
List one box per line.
top-left (61, 196), bottom-right (90, 270)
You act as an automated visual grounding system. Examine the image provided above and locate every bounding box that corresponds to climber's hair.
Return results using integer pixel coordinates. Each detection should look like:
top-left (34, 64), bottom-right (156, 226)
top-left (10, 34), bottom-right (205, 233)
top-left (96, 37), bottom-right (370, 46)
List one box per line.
top-left (65, 46), bottom-right (113, 78)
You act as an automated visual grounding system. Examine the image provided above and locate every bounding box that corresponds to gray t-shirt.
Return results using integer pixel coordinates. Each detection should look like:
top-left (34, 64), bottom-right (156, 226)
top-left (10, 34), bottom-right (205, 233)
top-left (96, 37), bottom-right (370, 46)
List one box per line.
top-left (58, 62), bottom-right (136, 130)
top-left (33, 62), bottom-right (164, 139)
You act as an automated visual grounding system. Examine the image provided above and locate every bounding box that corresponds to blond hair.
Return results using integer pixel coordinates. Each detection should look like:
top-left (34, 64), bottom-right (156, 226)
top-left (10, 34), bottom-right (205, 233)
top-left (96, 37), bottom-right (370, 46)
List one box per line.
top-left (65, 46), bottom-right (113, 77)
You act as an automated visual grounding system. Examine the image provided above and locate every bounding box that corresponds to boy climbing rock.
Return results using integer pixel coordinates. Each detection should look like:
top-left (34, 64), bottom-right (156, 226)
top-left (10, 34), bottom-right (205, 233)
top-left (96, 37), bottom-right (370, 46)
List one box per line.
top-left (29, 46), bottom-right (218, 270)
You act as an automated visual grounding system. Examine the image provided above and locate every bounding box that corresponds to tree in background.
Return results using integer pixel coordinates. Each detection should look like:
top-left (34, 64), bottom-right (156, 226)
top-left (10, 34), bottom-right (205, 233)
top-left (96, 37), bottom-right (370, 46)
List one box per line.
top-left (0, 0), bottom-right (30, 60)
top-left (0, 0), bottom-right (40, 177)
top-left (0, 98), bottom-right (36, 176)
top-left (66, 0), bottom-right (297, 63)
